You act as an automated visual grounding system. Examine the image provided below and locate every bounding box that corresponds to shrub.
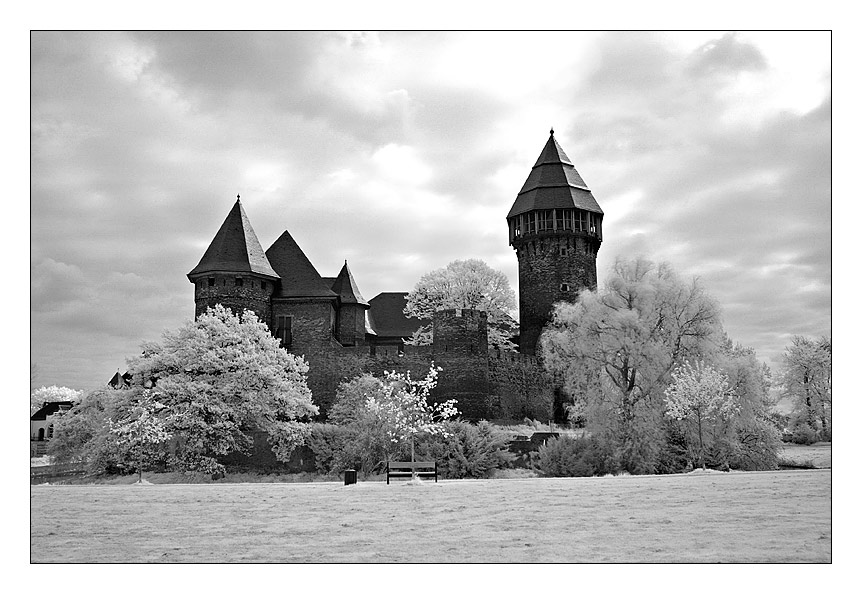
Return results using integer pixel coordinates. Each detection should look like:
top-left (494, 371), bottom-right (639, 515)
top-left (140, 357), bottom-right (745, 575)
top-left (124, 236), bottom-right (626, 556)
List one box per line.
top-left (536, 435), bottom-right (591, 477)
top-left (654, 423), bottom-right (690, 474)
top-left (417, 421), bottom-right (515, 479)
top-left (305, 423), bottom-right (355, 475)
top-left (791, 424), bottom-right (818, 445)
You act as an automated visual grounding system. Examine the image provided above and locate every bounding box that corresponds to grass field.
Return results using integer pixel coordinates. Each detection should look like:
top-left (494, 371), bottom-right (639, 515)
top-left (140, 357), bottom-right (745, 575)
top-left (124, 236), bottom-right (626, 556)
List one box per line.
top-left (30, 469), bottom-right (831, 563)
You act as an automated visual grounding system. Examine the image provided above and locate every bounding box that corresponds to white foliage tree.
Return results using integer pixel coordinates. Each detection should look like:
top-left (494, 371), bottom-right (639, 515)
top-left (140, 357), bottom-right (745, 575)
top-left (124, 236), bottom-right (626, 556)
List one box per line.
top-left (664, 360), bottom-right (737, 469)
top-left (365, 366), bottom-right (459, 477)
top-left (31, 385), bottom-right (82, 416)
top-left (778, 335), bottom-right (831, 440)
top-left (126, 304), bottom-right (318, 474)
top-left (541, 257), bottom-right (722, 473)
top-left (108, 389), bottom-right (171, 483)
top-left (404, 259), bottom-right (518, 351)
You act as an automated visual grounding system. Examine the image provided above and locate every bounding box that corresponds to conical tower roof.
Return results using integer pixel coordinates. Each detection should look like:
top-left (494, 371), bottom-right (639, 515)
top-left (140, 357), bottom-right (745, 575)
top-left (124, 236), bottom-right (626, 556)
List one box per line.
top-left (188, 198), bottom-right (279, 279)
top-left (266, 230), bottom-right (337, 299)
top-left (331, 260), bottom-right (368, 306)
top-left (507, 130), bottom-right (603, 218)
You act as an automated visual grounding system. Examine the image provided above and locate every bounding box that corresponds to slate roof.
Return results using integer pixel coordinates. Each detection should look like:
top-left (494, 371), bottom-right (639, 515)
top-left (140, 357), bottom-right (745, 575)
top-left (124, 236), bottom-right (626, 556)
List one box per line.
top-left (188, 198), bottom-right (280, 279)
top-left (367, 292), bottom-right (423, 338)
top-left (31, 401), bottom-right (74, 421)
top-left (331, 261), bottom-right (369, 306)
top-left (266, 230), bottom-right (337, 299)
top-left (507, 131), bottom-right (603, 218)
top-left (108, 371), bottom-right (132, 388)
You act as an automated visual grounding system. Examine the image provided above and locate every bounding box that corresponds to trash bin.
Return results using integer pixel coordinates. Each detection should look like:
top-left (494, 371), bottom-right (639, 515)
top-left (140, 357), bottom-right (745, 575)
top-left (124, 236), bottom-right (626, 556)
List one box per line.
top-left (344, 469), bottom-right (357, 486)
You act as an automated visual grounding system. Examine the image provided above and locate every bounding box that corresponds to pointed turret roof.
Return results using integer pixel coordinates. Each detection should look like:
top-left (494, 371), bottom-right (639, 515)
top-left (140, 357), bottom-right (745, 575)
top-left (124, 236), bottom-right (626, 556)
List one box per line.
top-left (331, 260), bottom-right (369, 306)
top-left (507, 130), bottom-right (603, 218)
top-left (188, 198), bottom-right (279, 279)
top-left (266, 230), bottom-right (337, 299)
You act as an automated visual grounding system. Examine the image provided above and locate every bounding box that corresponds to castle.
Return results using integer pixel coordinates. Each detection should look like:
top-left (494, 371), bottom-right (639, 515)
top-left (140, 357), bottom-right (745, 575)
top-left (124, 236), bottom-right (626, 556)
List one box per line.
top-left (187, 131), bottom-right (603, 422)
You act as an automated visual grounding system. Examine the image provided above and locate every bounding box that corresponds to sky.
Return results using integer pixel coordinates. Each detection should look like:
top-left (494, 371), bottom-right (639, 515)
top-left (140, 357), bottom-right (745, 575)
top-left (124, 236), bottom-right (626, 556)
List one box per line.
top-left (29, 30), bottom-right (831, 393)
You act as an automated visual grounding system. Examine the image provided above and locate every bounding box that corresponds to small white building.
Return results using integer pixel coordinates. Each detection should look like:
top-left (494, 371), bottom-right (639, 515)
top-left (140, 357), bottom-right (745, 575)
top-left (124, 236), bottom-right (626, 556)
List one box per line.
top-left (30, 401), bottom-right (74, 452)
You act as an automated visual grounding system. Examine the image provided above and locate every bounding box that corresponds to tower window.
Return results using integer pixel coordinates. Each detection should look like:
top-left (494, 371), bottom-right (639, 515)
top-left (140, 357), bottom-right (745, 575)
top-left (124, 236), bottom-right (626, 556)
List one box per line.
top-left (574, 211), bottom-right (588, 232)
top-left (261, 281), bottom-right (267, 290)
top-left (559, 246), bottom-right (569, 257)
top-left (525, 212), bottom-right (536, 234)
top-left (208, 278), bottom-right (215, 287)
top-left (235, 278), bottom-right (243, 287)
top-left (275, 315), bottom-right (293, 348)
top-left (560, 283), bottom-right (570, 292)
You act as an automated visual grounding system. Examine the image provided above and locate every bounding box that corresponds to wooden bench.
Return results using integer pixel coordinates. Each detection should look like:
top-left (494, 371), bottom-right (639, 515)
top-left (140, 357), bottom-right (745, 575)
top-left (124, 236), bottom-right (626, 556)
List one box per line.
top-left (386, 461), bottom-right (437, 484)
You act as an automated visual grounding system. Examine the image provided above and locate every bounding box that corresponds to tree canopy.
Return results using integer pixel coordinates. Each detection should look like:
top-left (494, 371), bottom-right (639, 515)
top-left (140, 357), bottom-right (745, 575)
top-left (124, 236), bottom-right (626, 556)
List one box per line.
top-left (404, 259), bottom-right (518, 350)
top-left (52, 305), bottom-right (318, 475)
top-left (779, 335), bottom-right (831, 442)
top-left (541, 257), bottom-right (778, 473)
top-left (31, 385), bottom-right (82, 416)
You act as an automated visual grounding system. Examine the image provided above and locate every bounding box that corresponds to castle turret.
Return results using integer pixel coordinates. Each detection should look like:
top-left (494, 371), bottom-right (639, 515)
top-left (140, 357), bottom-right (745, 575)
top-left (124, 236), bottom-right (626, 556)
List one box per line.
top-left (331, 260), bottom-right (370, 346)
top-left (432, 308), bottom-right (490, 420)
top-left (507, 130), bottom-right (603, 355)
top-left (188, 196), bottom-right (279, 322)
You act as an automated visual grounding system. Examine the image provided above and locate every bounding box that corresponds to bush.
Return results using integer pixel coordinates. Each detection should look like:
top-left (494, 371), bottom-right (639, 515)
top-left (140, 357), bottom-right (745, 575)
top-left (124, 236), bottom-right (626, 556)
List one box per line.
top-left (417, 421), bottom-right (515, 479)
top-left (535, 435), bottom-right (610, 477)
top-left (305, 423), bottom-right (355, 475)
top-left (654, 423), bottom-right (690, 474)
top-left (791, 424), bottom-right (818, 445)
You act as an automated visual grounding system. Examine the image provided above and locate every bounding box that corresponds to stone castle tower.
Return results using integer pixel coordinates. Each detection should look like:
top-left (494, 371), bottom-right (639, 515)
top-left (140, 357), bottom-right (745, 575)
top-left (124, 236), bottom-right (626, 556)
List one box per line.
top-left (507, 130), bottom-right (603, 355)
top-left (187, 197), bottom-right (278, 323)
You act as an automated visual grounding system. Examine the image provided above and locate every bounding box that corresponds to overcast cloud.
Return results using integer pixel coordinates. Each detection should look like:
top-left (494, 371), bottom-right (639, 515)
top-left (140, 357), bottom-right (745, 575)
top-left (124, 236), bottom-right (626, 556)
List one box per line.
top-left (30, 31), bottom-right (831, 392)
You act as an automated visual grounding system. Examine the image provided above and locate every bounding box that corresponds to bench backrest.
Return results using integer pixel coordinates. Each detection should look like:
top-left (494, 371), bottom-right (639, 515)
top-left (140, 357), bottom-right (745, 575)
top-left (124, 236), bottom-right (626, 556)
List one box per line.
top-left (388, 461), bottom-right (436, 471)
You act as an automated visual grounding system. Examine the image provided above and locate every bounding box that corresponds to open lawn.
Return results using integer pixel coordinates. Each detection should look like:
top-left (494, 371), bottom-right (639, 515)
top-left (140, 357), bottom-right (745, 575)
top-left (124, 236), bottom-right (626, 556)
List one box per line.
top-left (31, 469), bottom-right (831, 563)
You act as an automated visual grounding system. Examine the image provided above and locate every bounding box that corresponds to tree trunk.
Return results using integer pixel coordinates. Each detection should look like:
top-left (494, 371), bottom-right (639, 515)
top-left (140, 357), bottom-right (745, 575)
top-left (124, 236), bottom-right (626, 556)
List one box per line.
top-left (697, 409), bottom-right (705, 470)
top-left (411, 434), bottom-right (416, 479)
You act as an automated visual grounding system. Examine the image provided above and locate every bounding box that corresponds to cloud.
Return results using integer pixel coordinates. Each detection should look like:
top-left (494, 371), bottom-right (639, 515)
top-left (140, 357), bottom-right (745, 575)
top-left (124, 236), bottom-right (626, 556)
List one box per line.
top-left (29, 31), bottom-right (831, 390)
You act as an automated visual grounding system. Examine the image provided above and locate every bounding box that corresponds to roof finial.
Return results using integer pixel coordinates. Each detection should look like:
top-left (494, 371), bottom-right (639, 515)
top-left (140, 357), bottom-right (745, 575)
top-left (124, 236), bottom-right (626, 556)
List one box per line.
top-left (550, 127), bottom-right (554, 136)
top-left (237, 193), bottom-right (241, 201)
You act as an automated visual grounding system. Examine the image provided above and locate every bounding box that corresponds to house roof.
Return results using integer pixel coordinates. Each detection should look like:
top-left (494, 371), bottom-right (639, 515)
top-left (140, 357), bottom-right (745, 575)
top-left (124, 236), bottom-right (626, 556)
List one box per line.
top-left (331, 261), bottom-right (369, 306)
top-left (31, 401), bottom-right (74, 421)
top-left (507, 131), bottom-right (603, 218)
top-left (188, 198), bottom-right (280, 280)
top-left (367, 292), bottom-right (423, 338)
top-left (265, 230), bottom-right (337, 299)
top-left (108, 371), bottom-right (132, 388)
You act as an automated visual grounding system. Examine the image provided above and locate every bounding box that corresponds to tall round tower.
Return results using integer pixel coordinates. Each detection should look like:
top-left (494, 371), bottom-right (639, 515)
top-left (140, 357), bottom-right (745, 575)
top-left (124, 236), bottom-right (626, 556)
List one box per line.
top-left (507, 130), bottom-right (603, 355)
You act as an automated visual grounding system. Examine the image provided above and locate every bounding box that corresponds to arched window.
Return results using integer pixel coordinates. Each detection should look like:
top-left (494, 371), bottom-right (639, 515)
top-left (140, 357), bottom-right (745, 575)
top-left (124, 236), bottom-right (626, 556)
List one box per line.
top-left (37, 428), bottom-right (45, 441)
top-left (47, 424), bottom-right (54, 439)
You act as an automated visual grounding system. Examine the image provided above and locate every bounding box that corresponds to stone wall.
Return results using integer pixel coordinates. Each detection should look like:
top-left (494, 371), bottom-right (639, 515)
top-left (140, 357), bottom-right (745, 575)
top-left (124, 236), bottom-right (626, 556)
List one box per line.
top-left (193, 273), bottom-right (274, 323)
top-left (220, 431), bottom-right (317, 473)
top-left (488, 349), bottom-right (555, 421)
top-left (272, 300), bottom-right (339, 352)
top-left (303, 345), bottom-right (435, 417)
